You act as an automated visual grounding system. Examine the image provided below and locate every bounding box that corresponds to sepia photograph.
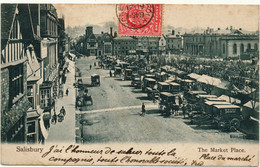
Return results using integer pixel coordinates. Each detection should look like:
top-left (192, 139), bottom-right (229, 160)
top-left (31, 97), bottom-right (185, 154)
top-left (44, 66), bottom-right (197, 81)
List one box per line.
top-left (1, 2), bottom-right (259, 166)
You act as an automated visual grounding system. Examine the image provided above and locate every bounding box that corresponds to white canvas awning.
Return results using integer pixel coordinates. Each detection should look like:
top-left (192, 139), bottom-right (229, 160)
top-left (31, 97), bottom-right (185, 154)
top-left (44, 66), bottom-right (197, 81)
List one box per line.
top-left (218, 95), bottom-right (241, 104)
top-left (39, 112), bottom-right (49, 139)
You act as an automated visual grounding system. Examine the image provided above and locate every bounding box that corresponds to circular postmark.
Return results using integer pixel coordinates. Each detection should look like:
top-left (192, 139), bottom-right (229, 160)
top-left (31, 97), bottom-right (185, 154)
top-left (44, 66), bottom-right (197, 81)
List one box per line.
top-left (116, 4), bottom-right (155, 29)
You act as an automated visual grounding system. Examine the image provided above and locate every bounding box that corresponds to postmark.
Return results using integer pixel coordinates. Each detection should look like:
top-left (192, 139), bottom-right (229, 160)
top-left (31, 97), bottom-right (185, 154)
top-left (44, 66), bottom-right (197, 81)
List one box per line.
top-left (116, 4), bottom-right (163, 36)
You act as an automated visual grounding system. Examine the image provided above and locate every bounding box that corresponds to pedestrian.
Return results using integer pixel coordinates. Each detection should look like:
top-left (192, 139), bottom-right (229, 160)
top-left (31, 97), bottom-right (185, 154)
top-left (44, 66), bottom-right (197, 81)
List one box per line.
top-left (141, 103), bottom-right (146, 116)
top-left (52, 98), bottom-right (55, 108)
top-left (66, 88), bottom-right (69, 96)
top-left (58, 112), bottom-right (64, 122)
top-left (52, 111), bottom-right (57, 124)
top-left (60, 106), bottom-right (66, 116)
top-left (109, 70), bottom-right (112, 77)
top-left (182, 104), bottom-right (187, 118)
top-left (90, 64), bottom-right (92, 70)
top-left (178, 96), bottom-right (182, 106)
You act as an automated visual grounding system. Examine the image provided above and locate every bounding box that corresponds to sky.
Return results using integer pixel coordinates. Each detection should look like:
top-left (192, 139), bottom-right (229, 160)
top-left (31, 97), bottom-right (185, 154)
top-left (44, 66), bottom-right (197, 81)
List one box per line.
top-left (54, 4), bottom-right (259, 31)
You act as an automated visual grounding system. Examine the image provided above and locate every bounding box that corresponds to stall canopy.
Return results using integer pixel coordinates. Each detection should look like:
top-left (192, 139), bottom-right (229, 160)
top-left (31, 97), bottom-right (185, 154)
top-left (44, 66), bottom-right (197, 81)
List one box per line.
top-left (196, 74), bottom-right (229, 89)
top-left (243, 101), bottom-right (259, 112)
top-left (188, 73), bottom-right (201, 80)
top-left (218, 95), bottom-right (241, 104)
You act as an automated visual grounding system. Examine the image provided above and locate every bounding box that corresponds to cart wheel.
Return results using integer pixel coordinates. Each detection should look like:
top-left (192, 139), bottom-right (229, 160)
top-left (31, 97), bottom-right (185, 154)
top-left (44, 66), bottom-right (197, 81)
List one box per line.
top-left (230, 118), bottom-right (240, 130)
top-left (218, 122), bottom-right (226, 131)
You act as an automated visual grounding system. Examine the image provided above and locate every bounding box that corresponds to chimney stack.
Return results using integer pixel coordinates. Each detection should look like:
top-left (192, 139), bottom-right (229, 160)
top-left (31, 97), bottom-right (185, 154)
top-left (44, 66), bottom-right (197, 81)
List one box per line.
top-left (239, 28), bottom-right (242, 30)
top-left (172, 29), bottom-right (175, 35)
top-left (114, 31), bottom-right (117, 37)
top-left (110, 27), bottom-right (113, 36)
top-left (218, 28), bottom-right (220, 30)
top-left (86, 26), bottom-right (93, 38)
top-left (230, 26), bottom-right (233, 30)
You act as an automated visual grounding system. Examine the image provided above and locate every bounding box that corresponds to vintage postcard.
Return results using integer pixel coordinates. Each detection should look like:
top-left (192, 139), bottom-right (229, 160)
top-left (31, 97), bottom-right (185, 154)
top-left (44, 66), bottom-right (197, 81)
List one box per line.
top-left (1, 2), bottom-right (259, 166)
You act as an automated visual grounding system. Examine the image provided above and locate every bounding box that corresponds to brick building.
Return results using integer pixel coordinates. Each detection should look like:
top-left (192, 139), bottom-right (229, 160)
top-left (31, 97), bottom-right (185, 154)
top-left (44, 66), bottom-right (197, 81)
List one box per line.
top-left (114, 36), bottom-right (137, 56)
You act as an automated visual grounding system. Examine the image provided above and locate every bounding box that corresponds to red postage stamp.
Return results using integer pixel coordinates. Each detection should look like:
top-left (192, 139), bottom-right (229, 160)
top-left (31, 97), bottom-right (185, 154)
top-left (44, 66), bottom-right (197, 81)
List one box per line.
top-left (116, 4), bottom-right (163, 36)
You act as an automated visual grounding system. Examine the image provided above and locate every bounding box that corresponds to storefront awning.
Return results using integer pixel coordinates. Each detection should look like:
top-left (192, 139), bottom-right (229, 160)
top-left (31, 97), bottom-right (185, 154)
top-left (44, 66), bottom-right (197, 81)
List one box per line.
top-left (39, 113), bottom-right (49, 139)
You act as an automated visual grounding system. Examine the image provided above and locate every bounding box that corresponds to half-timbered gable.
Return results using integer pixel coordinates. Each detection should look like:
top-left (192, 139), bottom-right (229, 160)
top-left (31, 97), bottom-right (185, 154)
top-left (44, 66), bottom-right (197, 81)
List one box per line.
top-left (1, 4), bottom-right (32, 143)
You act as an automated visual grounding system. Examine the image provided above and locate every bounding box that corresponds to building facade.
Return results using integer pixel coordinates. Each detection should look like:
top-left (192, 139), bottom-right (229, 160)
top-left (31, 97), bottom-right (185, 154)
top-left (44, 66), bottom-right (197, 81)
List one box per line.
top-left (183, 27), bottom-right (259, 58)
top-left (84, 26), bottom-right (98, 56)
top-left (1, 4), bottom-right (63, 143)
top-left (96, 28), bottom-right (115, 57)
top-left (219, 35), bottom-right (259, 58)
top-left (114, 36), bottom-right (137, 56)
top-left (166, 30), bottom-right (182, 54)
top-left (159, 35), bottom-right (167, 54)
top-left (1, 4), bottom-right (31, 142)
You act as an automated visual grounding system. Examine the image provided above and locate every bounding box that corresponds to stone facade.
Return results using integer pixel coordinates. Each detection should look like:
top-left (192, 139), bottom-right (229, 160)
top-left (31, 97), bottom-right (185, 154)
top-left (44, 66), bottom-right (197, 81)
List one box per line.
top-left (183, 28), bottom-right (259, 58)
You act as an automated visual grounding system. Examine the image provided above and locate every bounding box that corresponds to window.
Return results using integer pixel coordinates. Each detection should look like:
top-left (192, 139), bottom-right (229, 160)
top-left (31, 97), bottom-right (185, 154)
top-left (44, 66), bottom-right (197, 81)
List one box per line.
top-left (27, 85), bottom-right (33, 104)
top-left (40, 89), bottom-right (50, 108)
top-left (240, 44), bottom-right (244, 53)
top-left (233, 43), bottom-right (237, 54)
top-left (90, 42), bottom-right (95, 47)
top-left (9, 64), bottom-right (24, 105)
top-left (223, 44), bottom-right (225, 54)
top-left (247, 43), bottom-right (251, 50)
top-left (254, 43), bottom-right (258, 50)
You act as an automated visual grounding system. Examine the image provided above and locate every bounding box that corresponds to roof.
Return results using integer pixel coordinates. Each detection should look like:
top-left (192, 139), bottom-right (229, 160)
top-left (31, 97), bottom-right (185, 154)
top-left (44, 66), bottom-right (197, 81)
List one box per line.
top-left (197, 74), bottom-right (229, 89)
top-left (182, 79), bottom-right (193, 83)
top-left (206, 97), bottom-right (226, 102)
top-left (165, 79), bottom-right (175, 83)
top-left (197, 94), bottom-right (217, 98)
top-left (27, 76), bottom-right (41, 82)
top-left (145, 74), bottom-right (155, 77)
top-left (220, 35), bottom-right (258, 40)
top-left (114, 36), bottom-right (135, 40)
top-left (1, 4), bottom-right (17, 49)
top-left (145, 78), bottom-right (156, 82)
top-left (160, 92), bottom-right (175, 97)
top-left (188, 73), bottom-right (201, 80)
top-left (165, 34), bottom-right (182, 38)
top-left (169, 82), bottom-right (180, 86)
top-left (218, 95), bottom-right (241, 104)
top-left (158, 82), bottom-right (170, 86)
top-left (91, 74), bottom-right (99, 77)
top-left (243, 101), bottom-right (259, 111)
top-left (205, 101), bottom-right (231, 106)
top-left (188, 91), bottom-right (207, 95)
top-left (213, 104), bottom-right (240, 109)
top-left (86, 33), bottom-right (96, 40)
